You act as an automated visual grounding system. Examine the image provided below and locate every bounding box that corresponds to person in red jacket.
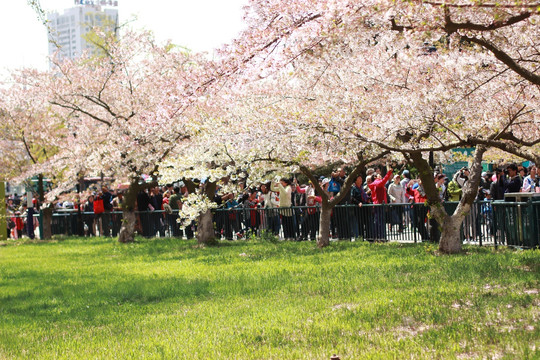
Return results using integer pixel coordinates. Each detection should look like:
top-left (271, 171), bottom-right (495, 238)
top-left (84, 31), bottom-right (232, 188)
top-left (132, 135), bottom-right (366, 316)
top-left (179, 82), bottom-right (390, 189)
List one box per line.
top-left (367, 169), bottom-right (393, 205)
top-left (366, 168), bottom-right (393, 240)
top-left (406, 179), bottom-right (430, 241)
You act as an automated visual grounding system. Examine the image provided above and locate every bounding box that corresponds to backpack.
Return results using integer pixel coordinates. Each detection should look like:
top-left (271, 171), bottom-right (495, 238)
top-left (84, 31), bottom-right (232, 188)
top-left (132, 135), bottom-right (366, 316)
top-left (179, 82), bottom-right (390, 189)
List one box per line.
top-left (328, 178), bottom-right (340, 193)
top-left (94, 198), bottom-right (104, 214)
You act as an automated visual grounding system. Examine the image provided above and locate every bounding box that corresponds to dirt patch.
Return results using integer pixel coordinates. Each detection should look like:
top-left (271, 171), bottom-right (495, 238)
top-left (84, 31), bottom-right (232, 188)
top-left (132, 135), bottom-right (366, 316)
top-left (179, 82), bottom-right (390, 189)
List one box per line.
top-left (332, 303), bottom-right (359, 311)
top-left (394, 324), bottom-right (431, 341)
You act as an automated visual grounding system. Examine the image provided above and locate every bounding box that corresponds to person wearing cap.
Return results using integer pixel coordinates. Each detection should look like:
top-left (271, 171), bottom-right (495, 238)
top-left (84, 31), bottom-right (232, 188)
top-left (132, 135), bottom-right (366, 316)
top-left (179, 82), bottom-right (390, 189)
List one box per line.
top-left (320, 178), bottom-right (331, 198)
top-left (406, 179), bottom-right (430, 241)
top-left (476, 172), bottom-right (491, 201)
top-left (331, 168), bottom-right (352, 240)
top-left (400, 170), bottom-right (411, 189)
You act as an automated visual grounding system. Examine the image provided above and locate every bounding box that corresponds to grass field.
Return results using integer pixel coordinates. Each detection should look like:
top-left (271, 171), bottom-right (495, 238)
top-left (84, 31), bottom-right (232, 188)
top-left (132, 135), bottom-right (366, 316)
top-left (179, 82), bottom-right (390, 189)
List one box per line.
top-left (0, 236), bottom-right (538, 359)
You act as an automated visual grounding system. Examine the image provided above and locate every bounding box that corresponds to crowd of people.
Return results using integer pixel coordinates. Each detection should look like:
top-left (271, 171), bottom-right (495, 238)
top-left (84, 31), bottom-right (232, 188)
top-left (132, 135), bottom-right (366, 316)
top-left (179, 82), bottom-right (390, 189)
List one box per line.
top-left (212, 163), bottom-right (538, 242)
top-left (5, 163), bottom-right (538, 241)
top-left (5, 193), bottom-right (39, 239)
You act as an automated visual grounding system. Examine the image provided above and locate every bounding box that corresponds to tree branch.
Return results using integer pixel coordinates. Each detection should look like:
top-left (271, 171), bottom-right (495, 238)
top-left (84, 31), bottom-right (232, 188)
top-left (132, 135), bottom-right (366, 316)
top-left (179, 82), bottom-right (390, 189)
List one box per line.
top-left (50, 100), bottom-right (112, 127)
top-left (21, 131), bottom-right (38, 165)
top-left (444, 11), bottom-right (531, 33)
top-left (461, 35), bottom-right (540, 86)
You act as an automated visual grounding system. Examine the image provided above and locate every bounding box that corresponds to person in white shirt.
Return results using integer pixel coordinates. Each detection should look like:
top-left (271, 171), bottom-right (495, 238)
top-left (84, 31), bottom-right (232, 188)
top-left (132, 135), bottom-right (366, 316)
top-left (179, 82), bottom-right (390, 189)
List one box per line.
top-left (388, 175), bottom-right (406, 232)
top-left (522, 165), bottom-right (538, 192)
top-left (271, 178), bottom-right (295, 240)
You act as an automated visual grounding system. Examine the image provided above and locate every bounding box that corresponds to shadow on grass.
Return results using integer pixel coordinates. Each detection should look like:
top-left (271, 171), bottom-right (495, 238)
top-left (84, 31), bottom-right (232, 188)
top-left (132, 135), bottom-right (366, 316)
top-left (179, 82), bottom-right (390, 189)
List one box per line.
top-left (1, 273), bottom-right (212, 323)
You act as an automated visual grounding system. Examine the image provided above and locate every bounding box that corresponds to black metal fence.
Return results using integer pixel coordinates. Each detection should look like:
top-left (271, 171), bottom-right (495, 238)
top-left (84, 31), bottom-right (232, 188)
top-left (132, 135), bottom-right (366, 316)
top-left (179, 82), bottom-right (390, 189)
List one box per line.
top-left (6, 200), bottom-right (540, 248)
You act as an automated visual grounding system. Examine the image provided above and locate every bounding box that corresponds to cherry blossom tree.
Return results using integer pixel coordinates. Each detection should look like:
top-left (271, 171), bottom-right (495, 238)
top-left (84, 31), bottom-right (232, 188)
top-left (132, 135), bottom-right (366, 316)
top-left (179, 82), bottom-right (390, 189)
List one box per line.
top-left (20, 0), bottom-right (538, 252)
top-left (0, 73), bottom-right (69, 239)
top-left (0, 72), bottom-right (65, 188)
top-left (216, 0), bottom-right (539, 252)
top-left (6, 30), bottom-right (223, 243)
top-left (162, 76), bottom-right (391, 247)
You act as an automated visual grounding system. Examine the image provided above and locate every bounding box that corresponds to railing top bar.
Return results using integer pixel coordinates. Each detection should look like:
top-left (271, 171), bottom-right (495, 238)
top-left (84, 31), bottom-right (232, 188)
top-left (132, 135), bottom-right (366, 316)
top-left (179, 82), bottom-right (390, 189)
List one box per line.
top-left (42, 199), bottom-right (538, 216)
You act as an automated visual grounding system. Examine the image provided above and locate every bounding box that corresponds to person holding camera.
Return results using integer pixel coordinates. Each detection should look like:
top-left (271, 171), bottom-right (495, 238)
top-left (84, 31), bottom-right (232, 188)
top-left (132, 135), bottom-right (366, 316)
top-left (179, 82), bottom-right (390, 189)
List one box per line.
top-left (490, 168), bottom-right (505, 200)
top-left (447, 168), bottom-right (469, 201)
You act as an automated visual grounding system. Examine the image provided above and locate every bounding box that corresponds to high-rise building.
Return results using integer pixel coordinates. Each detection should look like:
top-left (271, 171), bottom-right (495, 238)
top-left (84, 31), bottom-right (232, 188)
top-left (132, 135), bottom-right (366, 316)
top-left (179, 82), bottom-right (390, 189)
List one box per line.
top-left (47, 1), bottom-right (119, 63)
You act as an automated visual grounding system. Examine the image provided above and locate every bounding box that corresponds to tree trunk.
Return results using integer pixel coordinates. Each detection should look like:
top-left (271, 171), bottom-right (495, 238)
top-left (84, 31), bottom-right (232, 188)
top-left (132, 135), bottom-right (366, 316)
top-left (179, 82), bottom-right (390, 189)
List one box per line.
top-left (38, 174), bottom-right (45, 203)
top-left (439, 214), bottom-right (465, 254)
top-left (317, 204), bottom-right (332, 248)
top-left (41, 207), bottom-right (53, 239)
top-left (409, 146), bottom-right (487, 254)
top-left (299, 155), bottom-right (390, 249)
top-left (196, 210), bottom-right (214, 245)
top-left (118, 181), bottom-right (140, 243)
top-left (118, 209), bottom-right (137, 243)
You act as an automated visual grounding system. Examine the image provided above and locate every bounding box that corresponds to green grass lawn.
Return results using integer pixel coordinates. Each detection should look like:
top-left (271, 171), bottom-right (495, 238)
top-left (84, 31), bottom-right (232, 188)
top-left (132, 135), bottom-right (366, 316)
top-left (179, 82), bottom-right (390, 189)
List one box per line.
top-left (0, 237), bottom-right (538, 359)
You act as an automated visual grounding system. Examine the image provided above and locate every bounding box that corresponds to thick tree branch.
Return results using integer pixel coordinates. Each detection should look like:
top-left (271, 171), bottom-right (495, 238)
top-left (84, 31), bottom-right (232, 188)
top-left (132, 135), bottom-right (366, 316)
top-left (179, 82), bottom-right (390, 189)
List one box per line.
top-left (461, 36), bottom-right (540, 86)
top-left (469, 138), bottom-right (540, 164)
top-left (444, 11), bottom-right (531, 33)
top-left (425, 2), bottom-right (540, 9)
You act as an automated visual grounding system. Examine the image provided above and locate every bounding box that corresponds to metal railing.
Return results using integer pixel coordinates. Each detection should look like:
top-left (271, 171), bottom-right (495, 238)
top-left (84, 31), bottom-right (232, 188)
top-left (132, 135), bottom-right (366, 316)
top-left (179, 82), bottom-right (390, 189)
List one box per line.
top-left (5, 200), bottom-right (539, 248)
top-left (213, 202), bottom-right (503, 245)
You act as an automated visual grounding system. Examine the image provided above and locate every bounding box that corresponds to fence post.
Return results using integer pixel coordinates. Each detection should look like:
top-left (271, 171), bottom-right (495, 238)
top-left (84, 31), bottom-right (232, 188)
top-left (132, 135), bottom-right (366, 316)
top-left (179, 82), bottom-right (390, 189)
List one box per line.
top-left (0, 181), bottom-right (6, 241)
top-left (526, 198), bottom-right (536, 248)
top-left (39, 209), bottom-right (44, 240)
top-left (478, 202), bottom-right (482, 247)
top-left (492, 202), bottom-right (498, 249)
top-left (413, 204), bottom-right (417, 244)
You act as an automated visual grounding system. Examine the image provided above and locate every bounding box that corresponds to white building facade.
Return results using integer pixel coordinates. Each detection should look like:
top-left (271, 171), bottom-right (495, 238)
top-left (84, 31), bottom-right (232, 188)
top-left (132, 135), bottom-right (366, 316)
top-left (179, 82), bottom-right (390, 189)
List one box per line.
top-left (47, 1), bottom-right (118, 63)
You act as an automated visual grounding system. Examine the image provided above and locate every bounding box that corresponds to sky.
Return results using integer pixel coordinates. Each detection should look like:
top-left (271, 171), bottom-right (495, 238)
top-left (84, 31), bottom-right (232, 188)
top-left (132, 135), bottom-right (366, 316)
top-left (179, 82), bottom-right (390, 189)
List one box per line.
top-left (0, 0), bottom-right (248, 76)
